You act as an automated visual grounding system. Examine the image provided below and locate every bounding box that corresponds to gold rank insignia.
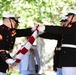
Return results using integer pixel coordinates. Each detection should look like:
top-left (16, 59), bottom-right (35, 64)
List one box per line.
top-left (30, 48), bottom-right (35, 54)
top-left (0, 34), bottom-right (3, 40)
top-left (11, 30), bottom-right (16, 36)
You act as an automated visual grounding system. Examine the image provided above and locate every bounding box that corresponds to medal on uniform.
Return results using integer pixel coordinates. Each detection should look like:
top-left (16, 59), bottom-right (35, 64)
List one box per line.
top-left (0, 34), bottom-right (3, 40)
top-left (11, 30), bottom-right (16, 36)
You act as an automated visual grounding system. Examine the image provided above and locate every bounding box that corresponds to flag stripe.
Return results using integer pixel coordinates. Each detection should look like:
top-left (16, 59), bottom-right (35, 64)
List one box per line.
top-left (6, 26), bottom-right (39, 64)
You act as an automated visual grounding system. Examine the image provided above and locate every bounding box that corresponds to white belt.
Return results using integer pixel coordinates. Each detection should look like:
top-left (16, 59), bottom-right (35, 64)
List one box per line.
top-left (62, 44), bottom-right (76, 48)
top-left (56, 47), bottom-right (61, 50)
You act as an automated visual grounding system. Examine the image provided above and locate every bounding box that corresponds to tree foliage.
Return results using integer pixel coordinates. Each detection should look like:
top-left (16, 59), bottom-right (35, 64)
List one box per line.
top-left (0, 0), bottom-right (76, 27)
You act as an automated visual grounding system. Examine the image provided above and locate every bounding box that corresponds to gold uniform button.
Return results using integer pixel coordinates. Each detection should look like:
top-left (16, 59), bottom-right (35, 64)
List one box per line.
top-left (6, 39), bottom-right (8, 41)
top-left (12, 42), bottom-right (13, 44)
top-left (7, 36), bottom-right (9, 37)
top-left (64, 51), bottom-right (66, 53)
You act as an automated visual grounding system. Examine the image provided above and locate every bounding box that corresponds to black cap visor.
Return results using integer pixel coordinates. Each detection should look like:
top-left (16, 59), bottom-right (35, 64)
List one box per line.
top-left (66, 13), bottom-right (75, 16)
top-left (60, 19), bottom-right (67, 22)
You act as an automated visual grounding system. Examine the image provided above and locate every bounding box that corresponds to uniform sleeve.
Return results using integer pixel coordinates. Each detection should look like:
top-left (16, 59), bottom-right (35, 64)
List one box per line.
top-left (39, 32), bottom-right (61, 40)
top-left (45, 26), bottom-right (74, 35)
top-left (16, 28), bottom-right (33, 37)
top-left (0, 50), bottom-right (12, 62)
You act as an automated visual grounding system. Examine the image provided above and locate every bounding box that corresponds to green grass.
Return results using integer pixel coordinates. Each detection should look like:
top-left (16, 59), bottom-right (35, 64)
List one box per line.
top-left (7, 71), bottom-right (21, 75)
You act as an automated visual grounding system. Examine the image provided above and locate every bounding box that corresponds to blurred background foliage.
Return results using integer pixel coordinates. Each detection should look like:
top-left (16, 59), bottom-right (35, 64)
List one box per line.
top-left (0, 0), bottom-right (76, 75)
top-left (0, 0), bottom-right (76, 28)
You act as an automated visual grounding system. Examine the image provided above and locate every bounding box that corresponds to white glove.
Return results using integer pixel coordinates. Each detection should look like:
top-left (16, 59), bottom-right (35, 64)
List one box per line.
top-left (6, 58), bottom-right (15, 65)
top-left (31, 25), bottom-right (45, 34)
top-left (38, 25), bottom-right (45, 33)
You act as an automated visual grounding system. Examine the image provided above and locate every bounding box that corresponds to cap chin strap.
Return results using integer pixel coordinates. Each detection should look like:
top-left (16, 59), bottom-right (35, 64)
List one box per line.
top-left (67, 14), bottom-right (74, 26)
top-left (9, 18), bottom-right (13, 28)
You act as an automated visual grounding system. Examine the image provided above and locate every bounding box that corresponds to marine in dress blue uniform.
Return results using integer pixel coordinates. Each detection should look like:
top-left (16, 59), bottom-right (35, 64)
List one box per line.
top-left (0, 14), bottom-right (32, 75)
top-left (37, 9), bottom-right (76, 75)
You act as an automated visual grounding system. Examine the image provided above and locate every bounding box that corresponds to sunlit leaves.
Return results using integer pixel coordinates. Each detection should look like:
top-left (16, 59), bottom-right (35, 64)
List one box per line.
top-left (0, 0), bottom-right (76, 27)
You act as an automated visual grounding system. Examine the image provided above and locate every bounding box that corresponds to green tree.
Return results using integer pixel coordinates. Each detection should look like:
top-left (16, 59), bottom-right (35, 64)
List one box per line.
top-left (0, 0), bottom-right (76, 27)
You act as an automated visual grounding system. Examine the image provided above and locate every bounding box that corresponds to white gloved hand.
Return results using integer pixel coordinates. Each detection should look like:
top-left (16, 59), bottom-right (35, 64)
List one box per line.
top-left (6, 58), bottom-right (15, 65)
top-left (31, 25), bottom-right (38, 32)
top-left (31, 25), bottom-right (45, 34)
top-left (38, 25), bottom-right (45, 33)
